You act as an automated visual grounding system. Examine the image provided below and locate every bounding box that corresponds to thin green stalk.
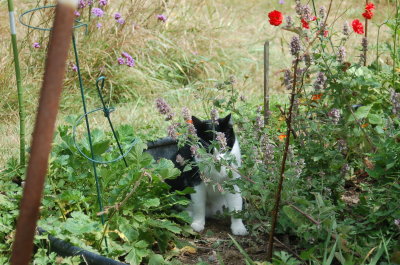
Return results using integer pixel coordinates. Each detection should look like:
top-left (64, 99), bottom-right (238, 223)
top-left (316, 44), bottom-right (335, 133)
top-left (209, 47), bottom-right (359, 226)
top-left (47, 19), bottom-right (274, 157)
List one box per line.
top-left (393, 0), bottom-right (400, 88)
top-left (7, 0), bottom-right (26, 166)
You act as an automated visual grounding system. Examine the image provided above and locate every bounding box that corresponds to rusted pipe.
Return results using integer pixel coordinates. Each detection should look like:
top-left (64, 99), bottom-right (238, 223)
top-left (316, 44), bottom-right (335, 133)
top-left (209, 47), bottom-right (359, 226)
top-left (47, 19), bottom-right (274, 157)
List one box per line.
top-left (11, 1), bottom-right (77, 264)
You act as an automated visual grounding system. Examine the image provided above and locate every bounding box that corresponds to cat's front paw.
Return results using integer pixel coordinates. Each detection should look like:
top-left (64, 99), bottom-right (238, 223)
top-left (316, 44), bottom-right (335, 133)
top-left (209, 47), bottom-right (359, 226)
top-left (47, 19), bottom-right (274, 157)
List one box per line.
top-left (231, 222), bottom-right (248, 236)
top-left (191, 221), bottom-right (205, 232)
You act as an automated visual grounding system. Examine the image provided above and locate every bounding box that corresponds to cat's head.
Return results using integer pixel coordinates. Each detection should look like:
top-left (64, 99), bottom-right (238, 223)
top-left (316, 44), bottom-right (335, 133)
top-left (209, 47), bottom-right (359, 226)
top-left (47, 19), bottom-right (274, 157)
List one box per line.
top-left (191, 114), bottom-right (235, 150)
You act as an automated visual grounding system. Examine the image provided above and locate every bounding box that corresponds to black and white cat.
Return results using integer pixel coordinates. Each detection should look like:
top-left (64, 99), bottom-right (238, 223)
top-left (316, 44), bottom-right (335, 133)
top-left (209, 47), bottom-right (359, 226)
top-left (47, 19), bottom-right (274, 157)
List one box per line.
top-left (167, 114), bottom-right (248, 236)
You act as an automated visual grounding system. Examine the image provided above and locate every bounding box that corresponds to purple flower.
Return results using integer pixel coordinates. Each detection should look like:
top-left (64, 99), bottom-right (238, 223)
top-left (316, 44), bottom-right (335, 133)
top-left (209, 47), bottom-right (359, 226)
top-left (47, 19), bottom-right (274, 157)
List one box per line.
top-left (87, 0), bottom-right (93, 5)
top-left (167, 123), bottom-right (178, 139)
top-left (117, 57), bottom-right (125, 65)
top-left (96, 23), bottom-right (102, 29)
top-left (279, 0), bottom-right (285, 4)
top-left (117, 18), bottom-right (125, 25)
top-left (157, 14), bottom-right (167, 22)
top-left (32, 42), bottom-right (40, 48)
top-left (285, 16), bottom-right (293, 27)
top-left (99, 0), bottom-right (107, 6)
top-left (216, 132), bottom-right (227, 151)
top-left (314, 72), bottom-right (327, 90)
top-left (343, 22), bottom-right (350, 36)
top-left (290, 36), bottom-right (301, 56)
top-left (338, 46), bottom-right (346, 62)
top-left (71, 64), bottom-right (78, 72)
top-left (121, 52), bottom-right (135, 67)
top-left (283, 69), bottom-right (292, 90)
top-left (92, 8), bottom-right (104, 17)
top-left (156, 98), bottom-right (174, 120)
top-left (74, 11), bottom-right (81, 17)
top-left (211, 108), bottom-right (219, 125)
top-left (182, 107), bottom-right (191, 122)
top-left (114, 12), bottom-right (122, 20)
top-left (188, 124), bottom-right (197, 137)
top-left (328, 108), bottom-right (341, 124)
top-left (126, 58), bottom-right (135, 67)
top-left (78, 0), bottom-right (86, 9)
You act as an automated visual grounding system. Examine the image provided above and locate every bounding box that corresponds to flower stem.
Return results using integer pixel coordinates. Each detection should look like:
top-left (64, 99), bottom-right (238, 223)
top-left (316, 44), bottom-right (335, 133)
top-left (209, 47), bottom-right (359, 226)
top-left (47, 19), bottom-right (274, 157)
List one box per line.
top-left (364, 0), bottom-right (368, 66)
top-left (266, 56), bottom-right (300, 261)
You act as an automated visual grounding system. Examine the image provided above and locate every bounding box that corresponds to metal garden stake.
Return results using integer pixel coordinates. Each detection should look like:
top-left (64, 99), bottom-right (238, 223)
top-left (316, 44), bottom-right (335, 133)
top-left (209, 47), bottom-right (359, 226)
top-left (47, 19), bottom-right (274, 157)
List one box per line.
top-left (7, 0), bottom-right (26, 166)
top-left (11, 1), bottom-right (77, 264)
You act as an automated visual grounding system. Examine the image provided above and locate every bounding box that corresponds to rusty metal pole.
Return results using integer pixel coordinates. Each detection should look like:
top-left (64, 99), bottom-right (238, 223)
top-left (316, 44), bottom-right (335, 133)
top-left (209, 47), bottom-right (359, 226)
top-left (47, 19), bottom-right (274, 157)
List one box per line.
top-left (11, 1), bottom-right (77, 264)
top-left (264, 40), bottom-right (270, 125)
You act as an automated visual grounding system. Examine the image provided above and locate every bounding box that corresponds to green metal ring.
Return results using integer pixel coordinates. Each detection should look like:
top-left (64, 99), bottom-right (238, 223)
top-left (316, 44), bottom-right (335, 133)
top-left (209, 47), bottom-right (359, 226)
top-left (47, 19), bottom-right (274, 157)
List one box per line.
top-left (19, 5), bottom-right (88, 32)
top-left (72, 108), bottom-right (137, 164)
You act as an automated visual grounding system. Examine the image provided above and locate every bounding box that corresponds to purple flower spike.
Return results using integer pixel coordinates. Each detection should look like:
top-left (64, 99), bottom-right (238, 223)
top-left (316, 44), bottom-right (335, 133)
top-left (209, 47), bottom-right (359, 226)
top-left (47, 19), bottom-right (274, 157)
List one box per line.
top-left (87, 0), bottom-right (93, 5)
top-left (117, 58), bottom-right (125, 65)
top-left (92, 8), bottom-right (104, 17)
top-left (117, 18), bottom-right (125, 25)
top-left (120, 52), bottom-right (135, 67)
top-left (74, 11), bottom-right (81, 17)
top-left (114, 12), bottom-right (122, 20)
top-left (96, 23), bottom-right (102, 29)
top-left (279, 0), bottom-right (285, 4)
top-left (157, 14), bottom-right (167, 22)
top-left (71, 64), bottom-right (78, 72)
top-left (126, 58), bottom-right (135, 67)
top-left (99, 0), bottom-right (107, 6)
top-left (78, 0), bottom-right (86, 9)
top-left (33, 42), bottom-right (40, 48)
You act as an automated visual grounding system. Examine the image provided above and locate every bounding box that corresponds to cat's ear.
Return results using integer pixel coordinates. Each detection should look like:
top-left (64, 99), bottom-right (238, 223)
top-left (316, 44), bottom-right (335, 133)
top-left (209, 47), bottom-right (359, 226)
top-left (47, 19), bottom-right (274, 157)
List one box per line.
top-left (221, 113), bottom-right (233, 126)
top-left (191, 116), bottom-right (203, 129)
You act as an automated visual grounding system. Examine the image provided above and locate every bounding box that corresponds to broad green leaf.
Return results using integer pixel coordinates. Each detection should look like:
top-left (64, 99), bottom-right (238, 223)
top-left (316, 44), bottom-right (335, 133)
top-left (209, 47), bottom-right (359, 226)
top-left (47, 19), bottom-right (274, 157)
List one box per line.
top-left (368, 114), bottom-right (383, 125)
top-left (349, 105), bottom-right (372, 122)
top-left (148, 254), bottom-right (165, 265)
top-left (143, 198), bottom-right (160, 208)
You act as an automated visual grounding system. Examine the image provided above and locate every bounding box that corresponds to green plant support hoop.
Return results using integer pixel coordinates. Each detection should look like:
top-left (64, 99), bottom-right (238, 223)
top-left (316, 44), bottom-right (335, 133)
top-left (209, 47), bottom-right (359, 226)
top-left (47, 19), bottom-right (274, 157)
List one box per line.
top-left (19, 5), bottom-right (136, 252)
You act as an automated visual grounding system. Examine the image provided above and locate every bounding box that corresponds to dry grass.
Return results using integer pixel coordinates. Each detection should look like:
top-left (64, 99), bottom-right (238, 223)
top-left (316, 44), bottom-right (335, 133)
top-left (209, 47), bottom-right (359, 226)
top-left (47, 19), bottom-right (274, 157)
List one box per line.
top-left (0, 0), bottom-right (396, 166)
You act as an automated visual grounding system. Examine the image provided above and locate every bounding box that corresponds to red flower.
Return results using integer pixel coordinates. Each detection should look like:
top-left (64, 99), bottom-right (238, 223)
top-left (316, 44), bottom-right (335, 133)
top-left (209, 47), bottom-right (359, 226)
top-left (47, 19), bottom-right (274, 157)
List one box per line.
top-left (311, 16), bottom-right (317, 21)
top-left (301, 18), bottom-right (309, 29)
top-left (324, 30), bottom-right (329, 37)
top-left (352, 19), bottom-right (364, 34)
top-left (268, 10), bottom-right (283, 26)
top-left (362, 9), bottom-right (374, 19)
top-left (365, 2), bottom-right (375, 11)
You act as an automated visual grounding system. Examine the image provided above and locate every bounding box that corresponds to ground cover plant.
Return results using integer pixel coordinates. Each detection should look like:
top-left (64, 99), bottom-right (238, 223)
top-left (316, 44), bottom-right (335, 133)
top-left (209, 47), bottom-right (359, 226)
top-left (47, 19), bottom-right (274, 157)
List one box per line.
top-left (1, 0), bottom-right (400, 264)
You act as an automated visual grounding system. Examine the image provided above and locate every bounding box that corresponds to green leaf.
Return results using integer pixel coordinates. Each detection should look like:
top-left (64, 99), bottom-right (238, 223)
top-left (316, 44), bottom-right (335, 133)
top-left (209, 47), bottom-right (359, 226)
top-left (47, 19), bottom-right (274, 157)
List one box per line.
top-left (133, 213), bottom-right (146, 223)
top-left (349, 105), bottom-right (372, 122)
top-left (134, 240), bottom-right (148, 248)
top-left (119, 223), bottom-right (139, 242)
top-left (92, 139), bottom-right (111, 156)
top-left (368, 114), bottom-right (383, 125)
top-left (148, 254), bottom-right (165, 265)
top-left (125, 246), bottom-right (150, 265)
top-left (147, 219), bottom-right (182, 234)
top-left (143, 198), bottom-right (160, 208)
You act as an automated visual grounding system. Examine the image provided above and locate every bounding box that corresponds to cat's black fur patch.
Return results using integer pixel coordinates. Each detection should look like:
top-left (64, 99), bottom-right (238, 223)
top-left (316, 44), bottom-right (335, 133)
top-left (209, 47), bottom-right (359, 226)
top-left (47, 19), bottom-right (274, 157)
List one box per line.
top-left (166, 114), bottom-right (235, 191)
